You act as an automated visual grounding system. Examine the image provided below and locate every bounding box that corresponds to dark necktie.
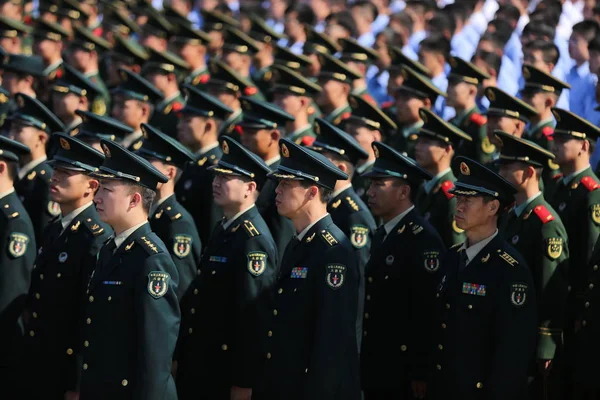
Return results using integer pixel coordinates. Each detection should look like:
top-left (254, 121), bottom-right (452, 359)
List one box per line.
top-left (458, 249), bottom-right (469, 271)
top-left (45, 219), bottom-right (63, 247)
top-left (371, 226), bottom-right (387, 255)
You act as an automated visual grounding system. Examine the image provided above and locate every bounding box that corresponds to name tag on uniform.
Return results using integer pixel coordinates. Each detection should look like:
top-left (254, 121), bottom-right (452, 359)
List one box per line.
top-left (462, 282), bottom-right (486, 296)
top-left (209, 256), bottom-right (227, 263)
top-left (291, 267), bottom-right (308, 279)
top-left (103, 281), bottom-right (123, 285)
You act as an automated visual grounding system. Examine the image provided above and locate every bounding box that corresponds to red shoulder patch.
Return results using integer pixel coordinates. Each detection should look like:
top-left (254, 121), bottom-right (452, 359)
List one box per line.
top-left (553, 173), bottom-right (563, 180)
top-left (301, 136), bottom-right (315, 146)
top-left (441, 180), bottom-right (454, 199)
top-left (244, 86), bottom-right (258, 96)
top-left (92, 27), bottom-right (103, 37)
top-left (172, 102), bottom-right (184, 112)
top-left (341, 111), bottom-right (352, 120)
top-left (362, 93), bottom-right (377, 105)
top-left (234, 125), bottom-right (243, 136)
top-left (533, 205), bottom-right (555, 224)
top-left (581, 176), bottom-right (600, 191)
top-left (381, 100), bottom-right (394, 109)
top-left (542, 126), bottom-right (554, 141)
top-left (24, 15), bottom-right (32, 25)
top-left (470, 113), bottom-right (487, 126)
top-left (199, 74), bottom-right (210, 84)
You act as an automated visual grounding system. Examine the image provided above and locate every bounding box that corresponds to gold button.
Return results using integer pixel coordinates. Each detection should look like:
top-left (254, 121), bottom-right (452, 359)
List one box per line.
top-left (108, 296), bottom-right (112, 301)
top-left (83, 363), bottom-right (88, 370)
top-left (191, 308), bottom-right (196, 314)
top-left (585, 302), bottom-right (590, 308)
top-left (221, 344), bottom-right (228, 351)
top-left (384, 275), bottom-right (389, 280)
top-left (366, 295), bottom-right (371, 300)
top-left (29, 330), bottom-right (35, 337)
top-left (364, 313), bottom-right (369, 319)
top-left (278, 288), bottom-right (283, 294)
top-left (89, 296), bottom-right (94, 302)
top-left (84, 341), bottom-right (89, 347)
top-left (56, 273), bottom-right (61, 278)
top-left (305, 368), bottom-right (308, 373)
top-left (196, 269), bottom-right (201, 275)
top-left (438, 344), bottom-right (443, 350)
top-left (35, 293), bottom-right (40, 299)
top-left (32, 312), bottom-right (38, 318)
top-left (468, 304), bottom-right (473, 310)
top-left (273, 309), bottom-right (278, 316)
top-left (441, 323), bottom-right (447, 329)
top-left (122, 380), bottom-right (128, 387)
top-left (211, 270), bottom-right (216, 275)
top-left (590, 284), bottom-right (595, 289)
top-left (66, 348), bottom-right (73, 355)
top-left (188, 328), bottom-right (193, 334)
top-left (40, 274), bottom-right (44, 280)
top-left (445, 303), bottom-right (450, 309)
top-left (363, 331), bottom-right (368, 337)
top-left (194, 289), bottom-right (198, 295)
top-left (436, 364), bottom-right (442, 370)
top-left (368, 277), bottom-right (373, 283)
top-left (266, 353), bottom-right (272, 359)
top-left (594, 265), bottom-right (599, 271)
top-left (86, 318), bottom-right (91, 325)
top-left (436, 293), bottom-right (440, 298)
top-left (568, 285), bottom-right (572, 292)
top-left (583, 320), bottom-right (587, 327)
top-left (476, 382), bottom-right (483, 389)
top-left (268, 330), bottom-right (273, 337)
top-left (400, 345), bottom-right (407, 351)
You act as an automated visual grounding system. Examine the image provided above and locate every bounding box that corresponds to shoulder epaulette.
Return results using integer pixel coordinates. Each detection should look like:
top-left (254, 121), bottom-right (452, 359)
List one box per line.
top-left (470, 113), bottom-right (487, 126)
top-left (542, 126), bottom-right (554, 140)
top-left (193, 73), bottom-right (210, 85)
top-left (0, 202), bottom-right (19, 219)
top-left (381, 100), bottom-right (394, 109)
top-left (362, 94), bottom-right (376, 105)
top-left (498, 249), bottom-right (519, 266)
top-left (320, 229), bottom-right (339, 246)
top-left (533, 205), bottom-right (555, 224)
top-left (172, 102), bottom-right (184, 112)
top-left (410, 221), bottom-right (423, 235)
top-left (554, 173), bottom-right (563, 181)
top-left (162, 205), bottom-right (182, 221)
top-left (581, 176), bottom-right (599, 191)
top-left (244, 86), bottom-right (258, 96)
top-left (197, 156), bottom-right (208, 166)
top-left (137, 235), bottom-right (161, 254)
top-left (243, 220), bottom-right (261, 237)
top-left (301, 136), bottom-right (315, 146)
top-left (440, 180), bottom-right (454, 200)
top-left (81, 217), bottom-right (106, 236)
top-left (450, 242), bottom-right (463, 251)
top-left (345, 196), bottom-right (360, 211)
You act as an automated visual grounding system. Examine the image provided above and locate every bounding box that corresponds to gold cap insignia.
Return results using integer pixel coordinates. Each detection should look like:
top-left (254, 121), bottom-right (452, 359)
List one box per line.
top-left (374, 145), bottom-right (379, 158)
top-left (102, 143), bottom-right (111, 158)
top-left (282, 143), bottom-right (290, 158)
top-left (486, 88), bottom-right (495, 102)
top-left (523, 66), bottom-right (530, 79)
top-left (314, 122), bottom-right (320, 135)
top-left (552, 109), bottom-right (560, 121)
top-left (222, 140), bottom-right (229, 154)
top-left (349, 96), bottom-right (358, 109)
top-left (60, 137), bottom-right (70, 150)
top-left (420, 110), bottom-right (428, 123)
top-left (460, 161), bottom-right (470, 175)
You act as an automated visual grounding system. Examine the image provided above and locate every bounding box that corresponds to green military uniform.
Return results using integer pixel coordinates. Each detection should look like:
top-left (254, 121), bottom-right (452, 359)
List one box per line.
top-left (141, 7), bottom-right (174, 45)
top-left (255, 139), bottom-right (361, 400)
top-left (11, 93), bottom-right (65, 243)
top-left (137, 123), bottom-right (201, 300)
top-left (307, 118), bottom-right (376, 350)
top-left (247, 15), bottom-right (285, 99)
top-left (360, 142), bottom-right (445, 399)
top-left (386, 121), bottom-right (422, 159)
top-left (414, 108), bottom-right (471, 248)
top-left (0, 16), bottom-right (32, 55)
top-left (2, 53), bottom-right (46, 117)
top-left (80, 139), bottom-right (179, 400)
top-left (183, 65), bottom-right (210, 88)
top-left (23, 134), bottom-right (112, 399)
top-left (32, 19), bottom-right (69, 107)
top-left (71, 109), bottom-right (135, 148)
top-left (108, 36), bottom-right (149, 89)
top-left (222, 27), bottom-right (266, 100)
top-left (495, 131), bottom-right (569, 400)
top-left (0, 136), bottom-right (36, 398)
top-left (339, 37), bottom-right (379, 105)
top-left (0, 86), bottom-right (10, 130)
top-left (318, 52), bottom-right (361, 127)
top-left (174, 85), bottom-right (231, 246)
top-left (177, 137), bottom-right (279, 400)
top-left (431, 156), bottom-right (537, 399)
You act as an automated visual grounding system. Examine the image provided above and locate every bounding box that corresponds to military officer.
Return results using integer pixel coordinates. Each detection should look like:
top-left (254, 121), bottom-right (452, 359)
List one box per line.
top-left (171, 24), bottom-right (211, 88)
top-left (105, 35), bottom-right (149, 89)
top-left (200, 8), bottom-right (240, 58)
top-left (271, 65), bottom-right (321, 144)
top-left (9, 92), bottom-right (65, 243)
top-left (360, 141), bottom-right (445, 400)
top-left (316, 52), bottom-right (360, 127)
top-left (548, 108), bottom-right (600, 384)
top-left (139, 8), bottom-right (173, 52)
top-left (71, 109), bottom-right (134, 152)
top-left (0, 15), bottom-right (32, 54)
top-left (237, 96), bottom-right (295, 260)
top-left (386, 45), bottom-right (431, 103)
top-left (446, 56), bottom-right (493, 165)
top-left (339, 37), bottom-right (379, 104)
top-left (68, 25), bottom-right (112, 116)
top-left (302, 26), bottom-right (341, 77)
top-left (51, 63), bottom-right (103, 132)
top-left (496, 131), bottom-right (569, 400)
top-left (0, 136), bottom-right (36, 399)
top-left (143, 48), bottom-right (188, 138)
top-left (175, 84), bottom-right (231, 245)
top-left (248, 15), bottom-right (285, 98)
top-left (414, 108), bottom-right (471, 248)
top-left (23, 133), bottom-right (111, 400)
top-left (176, 136), bottom-right (278, 400)
top-left (1, 54), bottom-right (45, 111)
top-left (307, 118), bottom-right (376, 350)
top-left (273, 45), bottom-right (314, 76)
top-left (137, 123), bottom-right (200, 300)
top-left (110, 68), bottom-right (163, 150)
top-left (520, 64), bottom-right (570, 198)
top-left (431, 156), bottom-right (537, 399)
top-left (345, 94), bottom-right (398, 204)
top-left (484, 86), bottom-right (537, 157)
top-left (79, 139), bottom-right (179, 400)
top-left (32, 19), bottom-right (68, 106)
top-left (254, 139), bottom-right (360, 400)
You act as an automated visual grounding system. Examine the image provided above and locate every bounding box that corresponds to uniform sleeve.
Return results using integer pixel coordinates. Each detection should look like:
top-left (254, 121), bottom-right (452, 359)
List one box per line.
top-left (304, 244), bottom-right (360, 400)
top-left (585, 190), bottom-right (600, 269)
top-left (536, 223), bottom-right (569, 360)
top-left (232, 236), bottom-right (279, 388)
top-left (409, 232), bottom-right (446, 380)
top-left (488, 262), bottom-right (537, 399)
top-left (133, 253), bottom-right (181, 400)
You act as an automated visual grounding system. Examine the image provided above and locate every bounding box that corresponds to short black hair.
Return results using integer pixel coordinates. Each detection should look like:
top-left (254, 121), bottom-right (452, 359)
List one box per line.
top-left (472, 49), bottom-right (502, 77)
top-left (419, 33), bottom-right (451, 59)
top-left (124, 181), bottom-right (157, 214)
top-left (350, 1), bottom-right (378, 22)
top-left (589, 35), bottom-right (600, 53)
top-left (478, 32), bottom-right (507, 52)
top-left (444, 2), bottom-right (469, 28)
top-left (427, 12), bottom-right (455, 37)
top-left (326, 11), bottom-right (357, 38)
top-left (487, 19), bottom-right (513, 45)
top-left (390, 11), bottom-right (414, 36)
top-left (523, 39), bottom-right (560, 65)
top-left (572, 20), bottom-right (600, 43)
top-left (523, 21), bottom-right (556, 41)
top-left (299, 180), bottom-right (332, 204)
top-left (285, 3), bottom-right (316, 26)
top-left (496, 4), bottom-right (520, 26)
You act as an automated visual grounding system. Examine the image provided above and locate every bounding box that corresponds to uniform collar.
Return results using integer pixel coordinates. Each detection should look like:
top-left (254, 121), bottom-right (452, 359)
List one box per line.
top-left (383, 205), bottom-right (415, 236)
top-left (297, 213), bottom-right (329, 241)
top-left (224, 108), bottom-right (242, 124)
top-left (402, 121), bottom-right (423, 138)
top-left (114, 220), bottom-right (148, 249)
top-left (356, 159), bottom-right (375, 174)
top-left (459, 229), bottom-right (498, 265)
top-left (563, 165), bottom-right (591, 186)
top-left (83, 70), bottom-right (99, 78)
top-left (61, 201), bottom-right (94, 231)
top-left (18, 155), bottom-right (47, 180)
top-left (265, 155), bottom-right (281, 166)
top-left (197, 141), bottom-right (219, 156)
top-left (121, 129), bottom-right (143, 149)
top-left (155, 193), bottom-right (174, 208)
top-left (223, 204), bottom-right (255, 231)
top-left (424, 168), bottom-right (451, 194)
top-left (287, 124), bottom-right (312, 140)
top-left (330, 183), bottom-right (352, 200)
top-left (514, 192), bottom-right (542, 217)
top-left (42, 59), bottom-right (63, 75)
top-left (0, 187), bottom-right (15, 201)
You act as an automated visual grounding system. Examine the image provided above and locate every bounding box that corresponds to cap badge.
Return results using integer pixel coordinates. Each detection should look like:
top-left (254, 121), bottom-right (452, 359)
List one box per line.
top-left (222, 140), bottom-right (229, 154)
top-left (374, 145), bottom-right (379, 158)
top-left (16, 95), bottom-right (24, 107)
top-left (460, 161), bottom-right (470, 176)
top-left (349, 96), bottom-right (358, 109)
top-left (60, 138), bottom-right (70, 150)
top-left (281, 143), bottom-right (290, 158)
top-left (486, 89), bottom-right (495, 102)
top-left (314, 122), bottom-right (320, 135)
top-left (523, 66), bottom-right (530, 79)
top-left (102, 143), bottom-right (111, 158)
top-left (420, 110), bottom-right (428, 123)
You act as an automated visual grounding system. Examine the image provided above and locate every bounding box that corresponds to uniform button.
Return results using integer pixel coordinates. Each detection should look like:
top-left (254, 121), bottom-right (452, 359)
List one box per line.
top-left (441, 323), bottom-right (447, 329)
top-left (266, 353), bottom-right (272, 359)
top-left (29, 330), bottom-right (35, 337)
top-left (56, 273), bottom-right (61, 278)
top-left (567, 285), bottom-right (571, 292)
top-left (196, 269), bottom-right (201, 275)
top-left (476, 382), bottom-right (483, 389)
top-left (436, 364), bottom-right (442, 370)
top-left (363, 331), bottom-right (368, 337)
top-left (366, 295), bottom-right (371, 301)
top-left (364, 313), bottom-right (369, 319)
top-left (590, 284), bottom-right (595, 290)
top-left (86, 318), bottom-right (92, 325)
top-left (89, 296), bottom-right (94, 302)
top-left (384, 275), bottom-right (389, 280)
top-left (193, 289), bottom-right (198, 295)
top-left (468, 304), bottom-right (473, 310)
top-left (190, 308), bottom-right (196, 314)
top-left (221, 344), bottom-right (228, 351)
top-left (122, 380), bottom-right (128, 387)
top-left (594, 265), bottom-right (599, 271)
top-left (273, 309), bottom-right (278, 316)
top-left (400, 345), bottom-right (407, 352)
top-left (211, 270), bottom-right (216, 275)
top-left (188, 328), bottom-right (193, 334)
top-left (583, 320), bottom-right (587, 327)
top-left (445, 303), bottom-right (450, 309)
top-left (66, 348), bottom-right (73, 355)
top-left (436, 293), bottom-right (440, 298)
top-left (35, 293), bottom-right (40, 299)
top-left (40, 274), bottom-right (44, 280)
top-left (438, 344), bottom-right (443, 350)
top-left (278, 288), bottom-right (283, 294)
top-left (108, 296), bottom-right (112, 301)
top-left (368, 277), bottom-right (373, 283)
top-left (585, 302), bottom-right (590, 308)
top-left (83, 363), bottom-right (88, 370)
top-left (305, 368), bottom-right (308, 373)
top-left (32, 312), bottom-right (38, 318)
top-left (84, 341), bottom-right (89, 347)
top-left (268, 330), bottom-right (273, 337)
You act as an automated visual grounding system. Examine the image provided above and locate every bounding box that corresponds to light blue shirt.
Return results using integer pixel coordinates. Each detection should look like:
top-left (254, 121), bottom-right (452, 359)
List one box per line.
top-left (409, 30), bottom-right (427, 54)
top-left (357, 32), bottom-right (376, 48)
top-left (504, 32), bottom-right (523, 67)
top-left (566, 62), bottom-right (600, 122)
top-left (498, 55), bottom-right (520, 96)
top-left (432, 72), bottom-right (455, 120)
top-left (372, 14), bottom-right (390, 35)
top-left (451, 30), bottom-right (477, 61)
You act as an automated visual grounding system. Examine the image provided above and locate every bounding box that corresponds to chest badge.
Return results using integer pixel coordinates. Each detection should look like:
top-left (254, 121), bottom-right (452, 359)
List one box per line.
top-left (247, 251), bottom-right (267, 276)
top-left (173, 235), bottom-right (192, 259)
top-left (510, 283), bottom-right (528, 307)
top-left (291, 267), bottom-right (308, 279)
top-left (184, 180), bottom-right (192, 190)
top-left (326, 264), bottom-right (346, 290)
top-left (147, 271), bottom-right (170, 299)
top-left (386, 255), bottom-right (394, 265)
top-left (511, 235), bottom-right (519, 245)
top-left (558, 202), bottom-right (566, 212)
top-left (350, 225), bottom-right (369, 248)
top-left (423, 251), bottom-right (440, 273)
top-left (58, 252), bottom-right (68, 263)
